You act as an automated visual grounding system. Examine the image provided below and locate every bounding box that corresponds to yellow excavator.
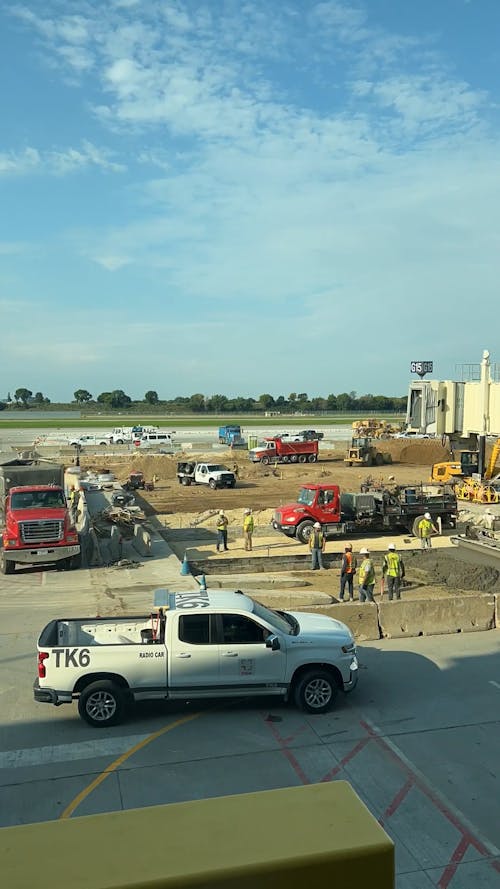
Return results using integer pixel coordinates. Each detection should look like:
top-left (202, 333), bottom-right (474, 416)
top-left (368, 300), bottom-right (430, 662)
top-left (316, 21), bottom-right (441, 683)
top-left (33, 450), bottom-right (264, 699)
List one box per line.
top-left (431, 439), bottom-right (500, 504)
top-left (455, 439), bottom-right (500, 504)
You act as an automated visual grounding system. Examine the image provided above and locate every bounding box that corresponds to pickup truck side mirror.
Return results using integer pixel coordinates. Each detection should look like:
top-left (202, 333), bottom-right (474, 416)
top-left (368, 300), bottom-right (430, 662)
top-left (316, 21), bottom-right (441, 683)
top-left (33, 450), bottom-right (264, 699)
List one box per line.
top-left (265, 635), bottom-right (281, 651)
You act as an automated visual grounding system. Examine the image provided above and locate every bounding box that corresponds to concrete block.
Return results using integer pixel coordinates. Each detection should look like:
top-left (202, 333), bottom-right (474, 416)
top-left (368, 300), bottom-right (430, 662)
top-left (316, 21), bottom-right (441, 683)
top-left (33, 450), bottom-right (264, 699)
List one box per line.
top-left (294, 603), bottom-right (381, 642)
top-left (248, 590), bottom-right (333, 610)
top-left (109, 526), bottom-right (123, 562)
top-left (133, 524), bottom-right (152, 558)
top-left (378, 595), bottom-right (496, 639)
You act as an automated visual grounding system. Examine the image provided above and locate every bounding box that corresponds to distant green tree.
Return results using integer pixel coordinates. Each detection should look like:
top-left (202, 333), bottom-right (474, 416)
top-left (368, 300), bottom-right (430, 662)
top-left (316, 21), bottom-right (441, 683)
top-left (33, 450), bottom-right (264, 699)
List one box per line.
top-left (189, 394), bottom-right (205, 412)
top-left (144, 390), bottom-right (159, 405)
top-left (258, 393), bottom-right (275, 410)
top-left (6, 392), bottom-right (12, 402)
top-left (326, 394), bottom-right (337, 410)
top-left (33, 392), bottom-right (45, 404)
top-left (288, 393), bottom-right (297, 405)
top-left (97, 392), bottom-right (112, 404)
top-left (74, 389), bottom-right (92, 403)
top-left (336, 392), bottom-right (355, 411)
top-left (110, 389), bottom-right (132, 408)
top-left (206, 394), bottom-right (229, 412)
top-left (14, 387), bottom-right (32, 406)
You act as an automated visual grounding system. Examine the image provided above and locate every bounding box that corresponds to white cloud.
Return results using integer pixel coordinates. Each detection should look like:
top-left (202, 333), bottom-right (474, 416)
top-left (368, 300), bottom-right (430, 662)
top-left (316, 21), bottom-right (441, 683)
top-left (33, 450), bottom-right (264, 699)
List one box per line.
top-left (0, 141), bottom-right (125, 177)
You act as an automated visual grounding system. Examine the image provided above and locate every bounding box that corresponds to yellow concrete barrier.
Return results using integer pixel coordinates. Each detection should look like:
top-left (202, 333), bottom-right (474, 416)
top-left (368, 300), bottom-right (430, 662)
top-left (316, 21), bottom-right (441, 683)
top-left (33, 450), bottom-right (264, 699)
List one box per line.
top-left (2, 782), bottom-right (394, 889)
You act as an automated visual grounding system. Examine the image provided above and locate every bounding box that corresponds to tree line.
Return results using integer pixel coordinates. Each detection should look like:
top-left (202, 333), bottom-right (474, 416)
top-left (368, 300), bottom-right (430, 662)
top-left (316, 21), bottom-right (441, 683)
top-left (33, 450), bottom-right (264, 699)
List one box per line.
top-left (0, 388), bottom-right (406, 413)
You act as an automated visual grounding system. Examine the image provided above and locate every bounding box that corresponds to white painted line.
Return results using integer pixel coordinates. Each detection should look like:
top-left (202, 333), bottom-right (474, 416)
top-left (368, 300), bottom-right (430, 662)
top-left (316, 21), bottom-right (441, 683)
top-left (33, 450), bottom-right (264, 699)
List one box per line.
top-left (489, 680), bottom-right (500, 691)
top-left (0, 734), bottom-right (152, 770)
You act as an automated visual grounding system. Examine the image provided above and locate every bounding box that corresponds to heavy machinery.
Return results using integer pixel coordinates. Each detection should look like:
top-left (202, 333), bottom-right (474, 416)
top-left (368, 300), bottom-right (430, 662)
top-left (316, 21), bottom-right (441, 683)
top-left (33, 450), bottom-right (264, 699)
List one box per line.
top-left (344, 437), bottom-right (392, 467)
top-left (430, 450), bottom-right (479, 484)
top-left (351, 419), bottom-right (401, 439)
top-left (123, 471), bottom-right (154, 492)
top-left (455, 438), bottom-right (500, 503)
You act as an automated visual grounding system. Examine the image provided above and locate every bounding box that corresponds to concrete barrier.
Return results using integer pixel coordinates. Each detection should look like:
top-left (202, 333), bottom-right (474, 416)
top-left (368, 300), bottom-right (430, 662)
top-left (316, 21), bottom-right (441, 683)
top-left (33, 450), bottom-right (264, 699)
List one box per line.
top-left (294, 603), bottom-right (381, 642)
top-left (133, 524), bottom-right (152, 557)
top-left (249, 590), bottom-right (334, 610)
top-left (109, 525), bottom-right (123, 562)
top-left (378, 594), bottom-right (496, 639)
top-left (189, 553), bottom-right (342, 574)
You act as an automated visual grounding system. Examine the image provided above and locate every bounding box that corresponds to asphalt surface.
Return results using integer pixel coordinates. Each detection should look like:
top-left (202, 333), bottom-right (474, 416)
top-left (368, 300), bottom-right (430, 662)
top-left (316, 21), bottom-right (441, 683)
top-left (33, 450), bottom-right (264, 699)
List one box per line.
top-left (1, 556), bottom-right (500, 888)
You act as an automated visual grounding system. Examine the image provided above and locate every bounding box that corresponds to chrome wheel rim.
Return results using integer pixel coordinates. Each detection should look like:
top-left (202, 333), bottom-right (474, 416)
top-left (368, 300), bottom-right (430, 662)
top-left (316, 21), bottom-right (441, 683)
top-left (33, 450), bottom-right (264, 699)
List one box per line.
top-left (304, 678), bottom-right (332, 709)
top-left (86, 691), bottom-right (117, 722)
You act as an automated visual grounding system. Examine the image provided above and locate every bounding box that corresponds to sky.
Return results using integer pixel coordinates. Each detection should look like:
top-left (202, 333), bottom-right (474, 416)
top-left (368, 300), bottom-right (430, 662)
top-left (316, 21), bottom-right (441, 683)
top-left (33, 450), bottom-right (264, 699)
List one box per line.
top-left (1, 0), bottom-right (499, 402)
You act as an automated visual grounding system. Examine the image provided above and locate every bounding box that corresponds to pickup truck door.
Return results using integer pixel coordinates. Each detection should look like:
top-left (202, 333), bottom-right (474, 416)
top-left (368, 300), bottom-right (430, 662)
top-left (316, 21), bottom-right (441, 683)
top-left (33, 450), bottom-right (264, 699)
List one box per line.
top-left (168, 613), bottom-right (220, 693)
top-left (217, 614), bottom-right (287, 691)
top-left (195, 465), bottom-right (208, 483)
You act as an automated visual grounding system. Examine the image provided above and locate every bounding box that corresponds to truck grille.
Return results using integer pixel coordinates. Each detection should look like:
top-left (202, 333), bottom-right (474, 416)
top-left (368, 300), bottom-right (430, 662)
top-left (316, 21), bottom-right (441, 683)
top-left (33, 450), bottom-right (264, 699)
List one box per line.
top-left (20, 520), bottom-right (64, 543)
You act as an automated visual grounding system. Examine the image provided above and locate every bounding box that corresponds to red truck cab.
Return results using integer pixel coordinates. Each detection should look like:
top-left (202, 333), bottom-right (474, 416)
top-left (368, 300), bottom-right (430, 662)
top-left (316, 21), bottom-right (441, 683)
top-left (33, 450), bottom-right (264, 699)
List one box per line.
top-left (1, 485), bottom-right (80, 574)
top-left (272, 484), bottom-right (341, 542)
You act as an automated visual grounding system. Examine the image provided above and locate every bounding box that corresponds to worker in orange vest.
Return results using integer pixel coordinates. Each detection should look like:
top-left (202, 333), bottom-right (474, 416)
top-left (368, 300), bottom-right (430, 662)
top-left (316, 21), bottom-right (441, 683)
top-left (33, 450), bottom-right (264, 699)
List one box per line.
top-left (339, 543), bottom-right (357, 601)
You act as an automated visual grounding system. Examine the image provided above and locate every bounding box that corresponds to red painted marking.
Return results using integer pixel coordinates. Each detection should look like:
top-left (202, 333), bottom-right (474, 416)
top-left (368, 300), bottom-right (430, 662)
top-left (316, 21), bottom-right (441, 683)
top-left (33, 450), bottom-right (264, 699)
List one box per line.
top-left (361, 719), bottom-right (500, 882)
top-left (437, 835), bottom-right (470, 889)
top-left (265, 719), bottom-right (311, 785)
top-left (378, 777), bottom-right (414, 828)
top-left (320, 736), bottom-right (370, 783)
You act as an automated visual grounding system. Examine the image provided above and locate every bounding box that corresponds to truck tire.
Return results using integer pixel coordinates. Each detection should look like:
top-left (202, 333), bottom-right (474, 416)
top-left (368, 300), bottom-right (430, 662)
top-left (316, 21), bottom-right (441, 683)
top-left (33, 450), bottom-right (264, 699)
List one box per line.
top-left (298, 455), bottom-right (307, 463)
top-left (115, 439), bottom-right (124, 445)
top-left (282, 456), bottom-right (289, 463)
top-left (363, 455), bottom-right (373, 466)
top-left (294, 669), bottom-right (337, 714)
top-left (181, 477), bottom-right (191, 486)
top-left (1, 552), bottom-right (15, 575)
top-left (229, 480), bottom-right (236, 488)
top-left (290, 455), bottom-right (298, 463)
top-left (375, 453), bottom-right (384, 466)
top-left (261, 456), bottom-right (270, 465)
top-left (209, 479), bottom-right (217, 489)
top-left (78, 680), bottom-right (128, 727)
top-left (308, 454), bottom-right (317, 463)
top-left (297, 520), bottom-right (315, 544)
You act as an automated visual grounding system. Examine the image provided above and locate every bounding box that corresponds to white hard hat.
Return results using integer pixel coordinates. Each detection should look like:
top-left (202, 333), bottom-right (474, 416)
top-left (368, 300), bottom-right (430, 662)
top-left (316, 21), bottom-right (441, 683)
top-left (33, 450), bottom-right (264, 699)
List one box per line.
top-left (359, 547), bottom-right (369, 555)
top-left (388, 543), bottom-right (396, 550)
top-left (424, 512), bottom-right (431, 520)
top-left (345, 542), bottom-right (353, 550)
top-left (219, 510), bottom-right (224, 515)
top-left (313, 522), bottom-right (321, 529)
top-left (244, 508), bottom-right (251, 514)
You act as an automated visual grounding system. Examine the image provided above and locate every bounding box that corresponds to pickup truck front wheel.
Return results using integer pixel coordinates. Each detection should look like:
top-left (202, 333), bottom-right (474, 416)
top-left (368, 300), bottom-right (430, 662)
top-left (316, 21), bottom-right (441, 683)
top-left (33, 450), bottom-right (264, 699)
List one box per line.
top-left (294, 670), bottom-right (337, 714)
top-left (78, 681), bottom-right (128, 727)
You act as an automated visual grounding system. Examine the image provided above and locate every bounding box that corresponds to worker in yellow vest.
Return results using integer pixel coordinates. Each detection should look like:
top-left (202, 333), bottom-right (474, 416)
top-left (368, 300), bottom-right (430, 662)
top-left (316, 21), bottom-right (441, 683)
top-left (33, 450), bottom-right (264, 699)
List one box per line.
top-left (358, 547), bottom-right (375, 602)
top-left (216, 510), bottom-right (229, 552)
top-left (309, 522), bottom-right (325, 570)
top-left (418, 512), bottom-right (438, 550)
top-left (382, 543), bottom-right (405, 600)
top-left (243, 508), bottom-right (254, 551)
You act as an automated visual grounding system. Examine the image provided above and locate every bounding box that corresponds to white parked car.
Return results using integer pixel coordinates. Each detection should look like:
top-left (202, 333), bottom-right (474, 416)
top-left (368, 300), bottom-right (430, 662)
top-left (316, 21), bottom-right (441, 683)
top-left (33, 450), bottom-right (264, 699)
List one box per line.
top-left (133, 431), bottom-right (174, 450)
top-left (34, 590), bottom-right (359, 726)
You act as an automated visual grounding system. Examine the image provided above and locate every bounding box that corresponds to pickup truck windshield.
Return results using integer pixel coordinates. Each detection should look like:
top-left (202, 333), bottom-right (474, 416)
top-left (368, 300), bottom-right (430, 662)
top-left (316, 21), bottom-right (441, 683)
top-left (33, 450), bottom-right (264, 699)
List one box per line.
top-left (297, 487), bottom-right (315, 506)
top-left (11, 490), bottom-right (65, 509)
top-left (206, 465), bottom-right (228, 472)
top-left (252, 601), bottom-right (296, 635)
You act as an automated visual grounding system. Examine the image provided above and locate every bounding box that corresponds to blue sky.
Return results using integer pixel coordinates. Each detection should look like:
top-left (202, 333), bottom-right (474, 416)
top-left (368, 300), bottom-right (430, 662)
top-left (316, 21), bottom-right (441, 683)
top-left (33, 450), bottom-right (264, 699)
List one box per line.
top-left (1, 0), bottom-right (499, 402)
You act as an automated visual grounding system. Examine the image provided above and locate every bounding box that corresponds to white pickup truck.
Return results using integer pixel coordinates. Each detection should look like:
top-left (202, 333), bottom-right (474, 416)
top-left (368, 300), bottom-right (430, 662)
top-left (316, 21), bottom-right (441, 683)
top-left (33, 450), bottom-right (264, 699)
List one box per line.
top-left (177, 462), bottom-right (236, 489)
top-left (34, 590), bottom-right (358, 726)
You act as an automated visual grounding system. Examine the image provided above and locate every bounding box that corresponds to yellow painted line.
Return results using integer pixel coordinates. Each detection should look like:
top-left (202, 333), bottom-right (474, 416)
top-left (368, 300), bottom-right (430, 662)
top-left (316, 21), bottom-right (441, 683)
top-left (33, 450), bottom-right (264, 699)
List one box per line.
top-left (59, 711), bottom-right (200, 820)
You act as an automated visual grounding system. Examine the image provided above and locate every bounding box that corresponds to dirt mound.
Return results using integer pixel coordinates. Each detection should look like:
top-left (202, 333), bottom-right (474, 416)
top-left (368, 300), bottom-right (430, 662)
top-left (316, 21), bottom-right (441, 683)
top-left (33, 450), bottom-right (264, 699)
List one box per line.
top-left (376, 439), bottom-right (451, 465)
top-left (416, 553), bottom-right (500, 593)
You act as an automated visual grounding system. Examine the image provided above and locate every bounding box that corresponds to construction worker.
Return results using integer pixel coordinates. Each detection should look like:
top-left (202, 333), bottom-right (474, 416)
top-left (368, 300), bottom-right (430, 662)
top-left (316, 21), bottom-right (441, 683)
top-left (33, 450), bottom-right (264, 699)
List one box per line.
top-left (358, 547), bottom-right (375, 602)
top-left (339, 543), bottom-right (357, 601)
top-left (216, 510), bottom-right (229, 552)
top-left (418, 512), bottom-right (438, 550)
top-left (382, 543), bottom-right (405, 600)
top-left (309, 522), bottom-right (325, 570)
top-left (243, 508), bottom-right (254, 551)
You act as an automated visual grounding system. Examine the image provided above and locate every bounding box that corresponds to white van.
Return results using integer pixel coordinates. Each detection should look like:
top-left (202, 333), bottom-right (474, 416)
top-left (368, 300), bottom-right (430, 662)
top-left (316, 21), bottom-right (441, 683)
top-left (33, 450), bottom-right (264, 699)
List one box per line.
top-left (133, 431), bottom-right (174, 450)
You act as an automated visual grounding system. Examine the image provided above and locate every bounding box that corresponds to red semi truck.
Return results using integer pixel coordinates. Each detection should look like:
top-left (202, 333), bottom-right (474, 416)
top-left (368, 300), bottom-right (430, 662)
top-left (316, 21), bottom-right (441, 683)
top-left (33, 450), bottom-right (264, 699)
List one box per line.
top-left (272, 483), bottom-right (457, 543)
top-left (0, 459), bottom-right (80, 574)
top-left (249, 437), bottom-right (318, 465)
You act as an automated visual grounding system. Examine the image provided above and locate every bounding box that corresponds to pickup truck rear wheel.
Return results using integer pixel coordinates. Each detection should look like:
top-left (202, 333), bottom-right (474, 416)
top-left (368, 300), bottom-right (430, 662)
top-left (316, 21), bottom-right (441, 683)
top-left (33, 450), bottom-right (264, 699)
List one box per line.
top-left (78, 681), bottom-right (127, 727)
top-left (1, 552), bottom-right (15, 575)
top-left (294, 669), bottom-right (337, 714)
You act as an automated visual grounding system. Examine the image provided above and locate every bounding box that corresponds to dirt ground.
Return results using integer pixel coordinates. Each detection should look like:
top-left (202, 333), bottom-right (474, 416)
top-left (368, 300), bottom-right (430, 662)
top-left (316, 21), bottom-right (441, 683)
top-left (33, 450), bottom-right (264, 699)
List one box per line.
top-left (80, 440), bottom-right (500, 600)
top-left (81, 438), bottom-right (451, 516)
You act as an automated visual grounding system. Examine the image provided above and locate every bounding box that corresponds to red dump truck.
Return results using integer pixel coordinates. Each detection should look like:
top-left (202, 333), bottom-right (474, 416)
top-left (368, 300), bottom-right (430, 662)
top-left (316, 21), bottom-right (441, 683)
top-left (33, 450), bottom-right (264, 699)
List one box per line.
top-left (249, 437), bottom-right (319, 465)
top-left (272, 483), bottom-right (457, 543)
top-left (0, 459), bottom-right (80, 574)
